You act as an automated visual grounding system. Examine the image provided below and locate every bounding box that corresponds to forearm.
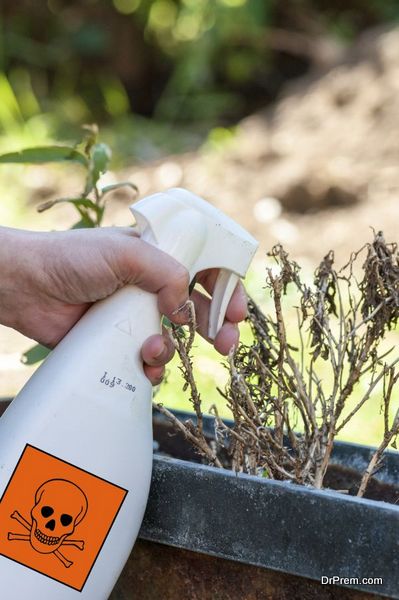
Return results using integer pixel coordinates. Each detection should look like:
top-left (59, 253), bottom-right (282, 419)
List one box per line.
top-left (0, 226), bottom-right (44, 331)
top-left (0, 227), bottom-right (18, 328)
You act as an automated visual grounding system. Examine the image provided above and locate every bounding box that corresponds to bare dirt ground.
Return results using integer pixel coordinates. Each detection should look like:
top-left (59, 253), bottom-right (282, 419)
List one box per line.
top-left (104, 26), bottom-right (399, 271)
top-left (2, 25), bottom-right (399, 398)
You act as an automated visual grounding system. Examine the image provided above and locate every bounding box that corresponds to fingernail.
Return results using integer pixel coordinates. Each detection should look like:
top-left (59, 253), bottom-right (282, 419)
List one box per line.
top-left (154, 342), bottom-right (166, 359)
top-left (172, 300), bottom-right (190, 323)
top-left (172, 300), bottom-right (189, 315)
top-left (153, 371), bottom-right (165, 386)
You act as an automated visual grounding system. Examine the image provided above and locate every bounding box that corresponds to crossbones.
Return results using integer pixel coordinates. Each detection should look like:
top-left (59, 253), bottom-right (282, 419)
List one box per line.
top-left (8, 510), bottom-right (84, 568)
top-left (7, 479), bottom-right (88, 570)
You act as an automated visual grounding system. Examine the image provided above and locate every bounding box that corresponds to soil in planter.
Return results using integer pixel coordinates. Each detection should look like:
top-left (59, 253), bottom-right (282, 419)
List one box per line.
top-left (153, 417), bottom-right (399, 505)
top-left (323, 464), bottom-right (399, 504)
top-left (110, 539), bottom-right (387, 600)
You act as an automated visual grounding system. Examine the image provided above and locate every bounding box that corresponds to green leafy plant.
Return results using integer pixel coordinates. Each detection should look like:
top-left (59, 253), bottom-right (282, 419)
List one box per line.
top-left (0, 124), bottom-right (138, 363)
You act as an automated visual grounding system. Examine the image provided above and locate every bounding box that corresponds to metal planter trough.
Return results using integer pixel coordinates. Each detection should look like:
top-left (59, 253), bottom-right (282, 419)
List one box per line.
top-left (1, 400), bottom-right (399, 599)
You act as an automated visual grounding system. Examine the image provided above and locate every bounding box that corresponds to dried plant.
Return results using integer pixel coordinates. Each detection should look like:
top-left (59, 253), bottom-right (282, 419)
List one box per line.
top-left (156, 301), bottom-right (222, 468)
top-left (156, 232), bottom-right (399, 497)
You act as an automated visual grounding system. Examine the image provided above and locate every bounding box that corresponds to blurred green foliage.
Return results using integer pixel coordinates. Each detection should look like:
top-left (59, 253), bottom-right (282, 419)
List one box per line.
top-left (0, 125), bottom-right (139, 362)
top-left (1, 0), bottom-right (399, 163)
top-left (1, 1), bottom-right (398, 447)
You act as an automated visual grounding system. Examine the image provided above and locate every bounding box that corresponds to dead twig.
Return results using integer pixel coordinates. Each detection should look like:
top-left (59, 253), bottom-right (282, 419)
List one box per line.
top-left (158, 232), bottom-right (399, 492)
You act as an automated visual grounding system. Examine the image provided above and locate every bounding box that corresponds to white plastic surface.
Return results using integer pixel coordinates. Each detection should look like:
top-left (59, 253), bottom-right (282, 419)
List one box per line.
top-left (0, 188), bottom-right (258, 599)
top-left (132, 188), bottom-right (258, 333)
top-left (208, 270), bottom-right (239, 340)
top-left (0, 287), bottom-right (159, 599)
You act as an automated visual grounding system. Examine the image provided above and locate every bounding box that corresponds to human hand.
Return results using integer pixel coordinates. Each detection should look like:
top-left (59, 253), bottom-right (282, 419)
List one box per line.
top-left (0, 226), bottom-right (247, 384)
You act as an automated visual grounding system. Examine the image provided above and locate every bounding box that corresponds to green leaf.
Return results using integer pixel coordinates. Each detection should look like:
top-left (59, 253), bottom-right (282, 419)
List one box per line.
top-left (162, 316), bottom-right (173, 329)
top-left (74, 209), bottom-right (98, 228)
top-left (101, 181), bottom-right (138, 197)
top-left (84, 142), bottom-right (111, 194)
top-left (0, 146), bottom-right (89, 167)
top-left (37, 197), bottom-right (104, 224)
top-left (162, 317), bottom-right (185, 338)
top-left (82, 123), bottom-right (99, 157)
top-left (0, 72), bottom-right (23, 130)
top-left (60, 197), bottom-right (103, 214)
top-left (71, 218), bottom-right (96, 229)
top-left (21, 343), bottom-right (51, 365)
top-left (92, 143), bottom-right (111, 174)
top-left (70, 197), bottom-right (103, 213)
top-left (72, 199), bottom-right (104, 225)
top-left (38, 196), bottom-right (95, 212)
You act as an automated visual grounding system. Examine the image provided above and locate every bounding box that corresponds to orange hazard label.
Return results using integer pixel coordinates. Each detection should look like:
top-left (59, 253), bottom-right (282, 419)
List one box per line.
top-left (0, 444), bottom-right (128, 591)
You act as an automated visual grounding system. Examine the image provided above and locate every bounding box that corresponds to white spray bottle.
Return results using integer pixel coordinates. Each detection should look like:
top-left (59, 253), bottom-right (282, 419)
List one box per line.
top-left (0, 188), bottom-right (258, 599)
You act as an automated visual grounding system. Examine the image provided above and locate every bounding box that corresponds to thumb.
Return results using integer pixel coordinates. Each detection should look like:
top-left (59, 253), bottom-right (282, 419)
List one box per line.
top-left (116, 229), bottom-right (190, 324)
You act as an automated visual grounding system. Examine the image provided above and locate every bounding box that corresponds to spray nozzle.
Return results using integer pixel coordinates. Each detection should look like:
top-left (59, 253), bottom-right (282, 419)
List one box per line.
top-left (130, 188), bottom-right (258, 339)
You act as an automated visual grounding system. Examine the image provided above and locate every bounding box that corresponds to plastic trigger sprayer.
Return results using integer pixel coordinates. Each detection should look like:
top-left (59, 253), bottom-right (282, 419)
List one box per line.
top-left (0, 188), bottom-right (258, 599)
